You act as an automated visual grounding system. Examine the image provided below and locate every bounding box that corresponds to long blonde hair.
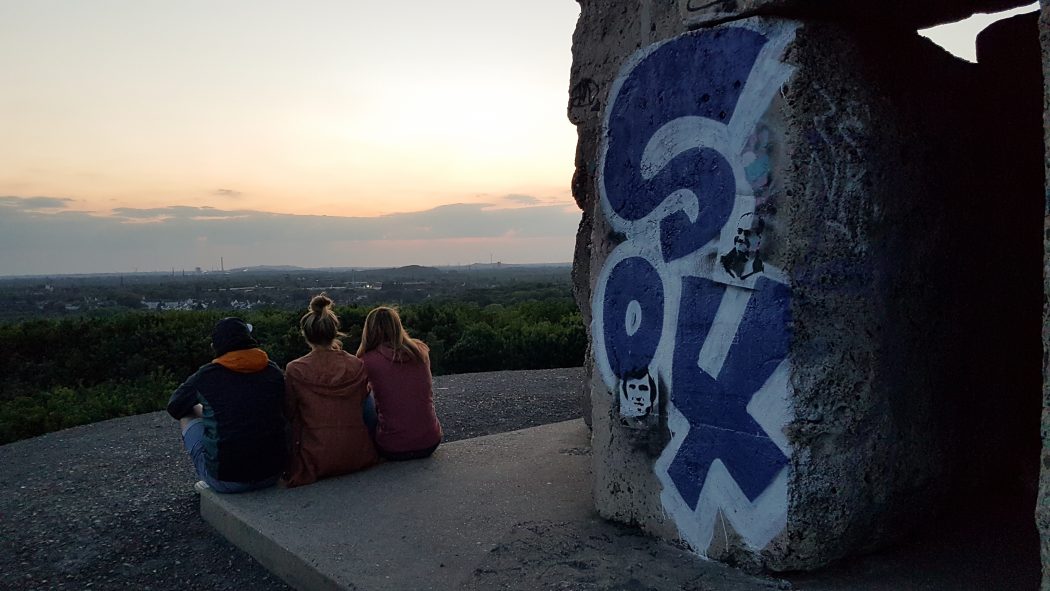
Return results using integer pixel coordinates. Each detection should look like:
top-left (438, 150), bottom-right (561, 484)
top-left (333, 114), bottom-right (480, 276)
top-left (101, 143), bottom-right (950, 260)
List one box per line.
top-left (356, 306), bottom-right (423, 362)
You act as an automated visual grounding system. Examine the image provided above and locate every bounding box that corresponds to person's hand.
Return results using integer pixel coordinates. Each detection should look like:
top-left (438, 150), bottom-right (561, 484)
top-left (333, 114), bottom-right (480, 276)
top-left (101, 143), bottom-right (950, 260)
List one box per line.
top-left (193, 403), bottom-right (204, 419)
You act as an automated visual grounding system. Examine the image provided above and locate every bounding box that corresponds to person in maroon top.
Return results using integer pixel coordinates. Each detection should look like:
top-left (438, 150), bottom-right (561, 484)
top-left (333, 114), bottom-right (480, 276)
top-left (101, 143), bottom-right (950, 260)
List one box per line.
top-left (357, 306), bottom-right (442, 461)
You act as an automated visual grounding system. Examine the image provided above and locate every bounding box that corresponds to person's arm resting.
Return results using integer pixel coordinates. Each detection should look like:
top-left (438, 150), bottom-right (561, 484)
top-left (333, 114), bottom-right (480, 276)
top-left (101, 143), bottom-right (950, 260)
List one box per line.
top-left (167, 373), bottom-right (200, 420)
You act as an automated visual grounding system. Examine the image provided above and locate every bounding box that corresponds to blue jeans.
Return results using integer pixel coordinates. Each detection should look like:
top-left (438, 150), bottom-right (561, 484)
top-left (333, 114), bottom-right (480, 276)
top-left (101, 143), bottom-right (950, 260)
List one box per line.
top-left (363, 393), bottom-right (378, 440)
top-left (181, 419), bottom-right (279, 494)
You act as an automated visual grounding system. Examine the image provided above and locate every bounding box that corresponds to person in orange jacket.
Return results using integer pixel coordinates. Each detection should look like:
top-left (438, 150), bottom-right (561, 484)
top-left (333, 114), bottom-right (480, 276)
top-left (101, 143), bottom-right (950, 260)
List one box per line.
top-left (283, 294), bottom-right (379, 487)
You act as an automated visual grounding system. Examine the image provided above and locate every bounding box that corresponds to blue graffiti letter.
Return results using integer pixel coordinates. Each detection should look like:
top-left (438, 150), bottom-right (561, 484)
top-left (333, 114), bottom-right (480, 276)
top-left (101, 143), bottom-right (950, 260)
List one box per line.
top-left (603, 29), bottom-right (768, 262)
top-left (667, 276), bottom-right (791, 507)
top-left (602, 257), bottom-right (664, 377)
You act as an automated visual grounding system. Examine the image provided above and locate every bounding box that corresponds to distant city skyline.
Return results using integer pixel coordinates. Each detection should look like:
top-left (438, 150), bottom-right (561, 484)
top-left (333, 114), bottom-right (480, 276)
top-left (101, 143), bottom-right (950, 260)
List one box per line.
top-left (0, 2), bottom-right (1038, 276)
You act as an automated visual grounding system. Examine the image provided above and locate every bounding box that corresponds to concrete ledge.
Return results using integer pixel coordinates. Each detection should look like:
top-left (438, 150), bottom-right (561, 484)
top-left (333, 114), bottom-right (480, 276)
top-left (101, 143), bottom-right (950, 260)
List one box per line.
top-left (200, 420), bottom-right (781, 590)
top-left (200, 420), bottom-right (591, 590)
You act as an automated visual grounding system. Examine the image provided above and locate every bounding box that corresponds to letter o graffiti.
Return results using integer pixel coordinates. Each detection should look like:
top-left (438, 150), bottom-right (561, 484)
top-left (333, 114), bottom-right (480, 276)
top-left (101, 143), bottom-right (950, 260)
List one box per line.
top-left (602, 257), bottom-right (664, 377)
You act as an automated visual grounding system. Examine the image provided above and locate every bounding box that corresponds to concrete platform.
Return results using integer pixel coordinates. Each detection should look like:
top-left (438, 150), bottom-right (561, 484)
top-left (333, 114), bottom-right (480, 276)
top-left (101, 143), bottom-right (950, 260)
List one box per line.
top-left (199, 419), bottom-right (782, 591)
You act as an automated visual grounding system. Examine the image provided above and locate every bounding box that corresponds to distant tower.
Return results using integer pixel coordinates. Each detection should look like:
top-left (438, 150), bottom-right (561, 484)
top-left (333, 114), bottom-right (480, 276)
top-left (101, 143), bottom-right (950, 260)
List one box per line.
top-left (220, 257), bottom-right (225, 272)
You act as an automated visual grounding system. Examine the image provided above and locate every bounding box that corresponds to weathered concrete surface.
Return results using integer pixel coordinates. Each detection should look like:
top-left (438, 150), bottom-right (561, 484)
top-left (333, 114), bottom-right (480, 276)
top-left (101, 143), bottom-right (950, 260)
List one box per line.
top-left (569, 0), bottom-right (691, 431)
top-left (199, 420), bottom-right (784, 590)
top-left (676, 0), bottom-right (1033, 30)
top-left (775, 25), bottom-right (973, 571)
top-left (1039, 1), bottom-right (1050, 589)
top-left (573, 2), bottom-right (1044, 573)
top-left (569, 0), bottom-right (690, 551)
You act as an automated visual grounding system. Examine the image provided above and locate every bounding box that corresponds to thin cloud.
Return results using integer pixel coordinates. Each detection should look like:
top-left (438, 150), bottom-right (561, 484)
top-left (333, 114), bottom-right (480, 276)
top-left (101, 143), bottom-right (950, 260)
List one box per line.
top-left (503, 194), bottom-right (541, 205)
top-left (0, 196), bottom-right (74, 210)
top-left (112, 206), bottom-right (254, 220)
top-left (213, 188), bottom-right (243, 198)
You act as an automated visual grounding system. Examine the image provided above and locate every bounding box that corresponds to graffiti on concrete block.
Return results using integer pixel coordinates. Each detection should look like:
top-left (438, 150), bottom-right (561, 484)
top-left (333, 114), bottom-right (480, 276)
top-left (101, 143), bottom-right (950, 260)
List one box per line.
top-left (569, 78), bottom-right (602, 124)
top-left (719, 212), bottom-right (765, 281)
top-left (684, 0), bottom-right (739, 12)
top-left (680, 0), bottom-right (746, 28)
top-left (619, 367), bottom-right (659, 418)
top-left (593, 20), bottom-right (797, 554)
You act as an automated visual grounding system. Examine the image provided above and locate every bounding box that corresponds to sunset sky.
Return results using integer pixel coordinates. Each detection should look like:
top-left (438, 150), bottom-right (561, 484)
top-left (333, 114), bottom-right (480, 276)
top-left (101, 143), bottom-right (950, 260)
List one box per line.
top-left (0, 1), bottom-right (1038, 275)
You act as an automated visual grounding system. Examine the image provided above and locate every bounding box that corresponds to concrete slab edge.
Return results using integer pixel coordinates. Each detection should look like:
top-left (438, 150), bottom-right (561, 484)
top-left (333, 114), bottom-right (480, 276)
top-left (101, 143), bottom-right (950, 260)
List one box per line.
top-left (200, 490), bottom-right (344, 591)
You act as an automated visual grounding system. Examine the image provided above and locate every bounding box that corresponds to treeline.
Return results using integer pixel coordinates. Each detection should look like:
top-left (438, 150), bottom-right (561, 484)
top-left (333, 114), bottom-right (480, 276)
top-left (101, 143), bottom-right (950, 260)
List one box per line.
top-left (0, 299), bottom-right (586, 444)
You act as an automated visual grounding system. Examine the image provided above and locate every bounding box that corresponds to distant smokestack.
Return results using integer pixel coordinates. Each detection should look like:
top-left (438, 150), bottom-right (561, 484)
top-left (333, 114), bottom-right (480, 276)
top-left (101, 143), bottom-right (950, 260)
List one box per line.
top-left (220, 257), bottom-right (224, 272)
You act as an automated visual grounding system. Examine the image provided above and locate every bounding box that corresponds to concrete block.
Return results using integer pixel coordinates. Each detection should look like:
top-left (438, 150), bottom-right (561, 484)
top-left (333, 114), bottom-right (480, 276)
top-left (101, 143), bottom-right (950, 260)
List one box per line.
top-left (573, 8), bottom-right (1041, 570)
top-left (675, 0), bottom-right (1034, 30)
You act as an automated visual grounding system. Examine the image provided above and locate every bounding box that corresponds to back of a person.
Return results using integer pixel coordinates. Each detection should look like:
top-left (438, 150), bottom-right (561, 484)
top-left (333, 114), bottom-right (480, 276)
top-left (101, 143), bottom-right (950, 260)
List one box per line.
top-left (285, 348), bottom-right (378, 485)
top-left (361, 343), bottom-right (441, 454)
top-left (283, 294), bottom-right (379, 487)
top-left (168, 316), bottom-right (287, 493)
top-left (357, 306), bottom-right (442, 460)
top-left (197, 360), bottom-right (286, 482)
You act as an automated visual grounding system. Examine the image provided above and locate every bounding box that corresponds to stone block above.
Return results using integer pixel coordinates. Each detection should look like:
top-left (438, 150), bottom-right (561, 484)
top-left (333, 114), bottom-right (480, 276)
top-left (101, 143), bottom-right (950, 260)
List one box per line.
top-left (676, 0), bottom-right (1034, 30)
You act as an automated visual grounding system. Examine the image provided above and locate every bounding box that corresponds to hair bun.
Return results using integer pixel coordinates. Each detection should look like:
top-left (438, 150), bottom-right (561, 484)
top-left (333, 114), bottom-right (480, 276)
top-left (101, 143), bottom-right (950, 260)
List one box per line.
top-left (309, 293), bottom-right (333, 314)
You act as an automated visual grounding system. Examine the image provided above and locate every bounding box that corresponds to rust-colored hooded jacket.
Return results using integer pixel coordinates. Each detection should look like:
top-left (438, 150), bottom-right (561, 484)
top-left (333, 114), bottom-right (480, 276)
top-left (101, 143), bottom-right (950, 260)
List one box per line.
top-left (283, 348), bottom-right (378, 487)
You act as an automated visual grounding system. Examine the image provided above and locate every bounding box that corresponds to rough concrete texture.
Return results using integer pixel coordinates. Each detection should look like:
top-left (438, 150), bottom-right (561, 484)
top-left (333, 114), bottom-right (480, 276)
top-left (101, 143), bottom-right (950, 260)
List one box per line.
top-left (199, 420), bottom-right (785, 591)
top-left (676, 0), bottom-right (1032, 30)
top-left (569, 0), bottom-right (688, 327)
top-left (569, 0), bottom-right (689, 549)
top-left (783, 17), bottom-right (1042, 570)
top-left (569, 0), bottom-right (691, 431)
top-left (1039, 1), bottom-right (1050, 589)
top-left (573, 3), bottom-right (1044, 573)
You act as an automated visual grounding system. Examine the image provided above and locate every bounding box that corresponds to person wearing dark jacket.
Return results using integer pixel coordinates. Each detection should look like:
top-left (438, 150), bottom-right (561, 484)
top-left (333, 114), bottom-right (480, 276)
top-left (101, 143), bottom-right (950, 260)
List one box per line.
top-left (168, 317), bottom-right (287, 493)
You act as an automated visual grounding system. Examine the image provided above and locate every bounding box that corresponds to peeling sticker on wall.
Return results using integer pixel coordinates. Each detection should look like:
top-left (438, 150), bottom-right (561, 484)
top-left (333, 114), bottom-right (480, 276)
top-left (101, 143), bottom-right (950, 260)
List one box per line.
top-left (592, 20), bottom-right (798, 555)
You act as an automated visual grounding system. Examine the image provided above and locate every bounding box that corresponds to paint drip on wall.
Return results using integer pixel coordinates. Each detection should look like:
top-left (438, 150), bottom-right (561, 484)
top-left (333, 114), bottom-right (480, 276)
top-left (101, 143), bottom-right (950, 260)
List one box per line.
top-left (592, 20), bottom-right (798, 555)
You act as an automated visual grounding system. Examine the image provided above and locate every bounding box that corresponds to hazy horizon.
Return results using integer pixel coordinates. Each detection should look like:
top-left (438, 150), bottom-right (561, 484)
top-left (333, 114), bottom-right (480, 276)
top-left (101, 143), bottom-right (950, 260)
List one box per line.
top-left (0, 254), bottom-right (575, 280)
top-left (0, 198), bottom-right (581, 276)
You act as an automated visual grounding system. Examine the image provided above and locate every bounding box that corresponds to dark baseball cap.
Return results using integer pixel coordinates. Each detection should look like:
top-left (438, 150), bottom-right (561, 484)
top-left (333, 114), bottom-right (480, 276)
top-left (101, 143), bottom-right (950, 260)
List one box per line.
top-left (211, 317), bottom-right (259, 356)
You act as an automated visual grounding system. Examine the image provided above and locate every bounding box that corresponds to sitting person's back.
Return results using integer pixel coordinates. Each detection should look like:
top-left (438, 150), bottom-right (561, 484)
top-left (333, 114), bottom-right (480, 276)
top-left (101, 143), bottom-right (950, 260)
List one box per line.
top-left (284, 294), bottom-right (378, 487)
top-left (358, 307), bottom-right (442, 461)
top-left (168, 317), bottom-right (286, 492)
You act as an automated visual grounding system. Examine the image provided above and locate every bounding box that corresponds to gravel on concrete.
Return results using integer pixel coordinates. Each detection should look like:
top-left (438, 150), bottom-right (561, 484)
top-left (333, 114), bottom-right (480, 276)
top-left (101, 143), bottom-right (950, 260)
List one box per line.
top-left (0, 367), bottom-right (584, 591)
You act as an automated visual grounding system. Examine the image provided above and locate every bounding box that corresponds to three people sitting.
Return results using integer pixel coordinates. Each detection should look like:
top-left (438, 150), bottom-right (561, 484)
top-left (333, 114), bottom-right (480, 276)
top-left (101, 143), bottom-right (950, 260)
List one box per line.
top-left (168, 297), bottom-right (443, 493)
